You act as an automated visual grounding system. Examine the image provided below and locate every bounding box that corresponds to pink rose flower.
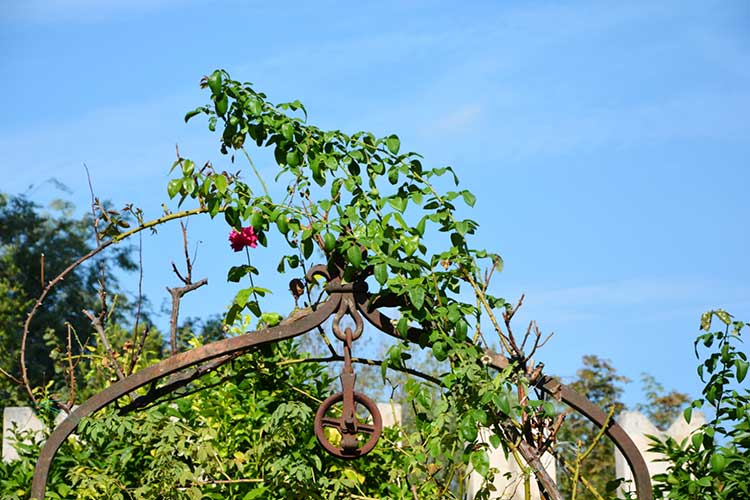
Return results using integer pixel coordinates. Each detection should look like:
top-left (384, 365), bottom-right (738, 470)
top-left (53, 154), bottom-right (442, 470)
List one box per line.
top-left (229, 226), bottom-right (258, 252)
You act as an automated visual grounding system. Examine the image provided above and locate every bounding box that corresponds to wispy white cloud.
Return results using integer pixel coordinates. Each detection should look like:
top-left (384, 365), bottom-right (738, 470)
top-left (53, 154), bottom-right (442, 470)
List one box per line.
top-left (505, 277), bottom-right (750, 328)
top-left (417, 104), bottom-right (483, 137)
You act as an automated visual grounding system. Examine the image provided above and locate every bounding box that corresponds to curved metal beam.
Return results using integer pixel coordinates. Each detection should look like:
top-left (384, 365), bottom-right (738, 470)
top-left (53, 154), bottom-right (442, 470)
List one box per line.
top-left (30, 295), bottom-right (341, 500)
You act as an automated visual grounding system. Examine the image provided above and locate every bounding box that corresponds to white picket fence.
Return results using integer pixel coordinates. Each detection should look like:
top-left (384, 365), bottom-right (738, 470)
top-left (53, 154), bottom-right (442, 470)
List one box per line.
top-left (2, 406), bottom-right (701, 498)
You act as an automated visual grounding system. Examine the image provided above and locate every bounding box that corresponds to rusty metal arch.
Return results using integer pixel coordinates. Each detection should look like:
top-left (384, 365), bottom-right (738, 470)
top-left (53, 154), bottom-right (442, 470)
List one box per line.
top-left (31, 266), bottom-right (652, 500)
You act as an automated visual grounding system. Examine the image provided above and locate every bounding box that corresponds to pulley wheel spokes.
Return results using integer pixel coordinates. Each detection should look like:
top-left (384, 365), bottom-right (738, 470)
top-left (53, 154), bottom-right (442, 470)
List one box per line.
top-left (314, 391), bottom-right (382, 459)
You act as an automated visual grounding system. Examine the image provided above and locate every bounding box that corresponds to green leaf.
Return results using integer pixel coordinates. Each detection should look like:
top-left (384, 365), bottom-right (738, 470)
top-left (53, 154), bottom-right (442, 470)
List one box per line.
top-left (700, 311), bottom-right (712, 331)
top-left (242, 488), bottom-right (268, 500)
top-left (215, 93), bottom-right (228, 116)
top-left (710, 453), bottom-right (726, 473)
top-left (250, 211), bottom-right (264, 230)
top-left (387, 196), bottom-right (407, 213)
top-left (691, 432), bottom-right (702, 450)
top-left (715, 309), bottom-right (732, 325)
top-left (347, 245), bottom-right (362, 268)
top-left (470, 449), bottom-right (490, 477)
top-left (408, 286), bottom-right (425, 310)
top-left (207, 70), bottom-right (222, 94)
top-left (494, 391), bottom-right (510, 415)
top-left (462, 190), bottom-right (476, 207)
top-left (227, 265), bottom-right (256, 283)
top-left (302, 237), bottom-right (314, 259)
top-left (184, 107), bottom-right (203, 123)
top-left (183, 177), bottom-right (196, 194)
top-left (235, 289), bottom-right (252, 307)
top-left (323, 232), bottom-right (336, 253)
top-left (374, 263), bottom-right (388, 285)
top-left (260, 312), bottom-right (283, 327)
top-left (324, 156), bottom-right (338, 170)
top-left (489, 434), bottom-right (501, 449)
top-left (387, 167), bottom-right (399, 185)
top-left (281, 122), bottom-right (294, 141)
top-left (275, 215), bottom-right (289, 234)
top-left (167, 179), bottom-right (182, 199)
top-left (247, 99), bottom-right (262, 116)
top-left (432, 342), bottom-right (447, 362)
top-left (286, 150), bottom-right (301, 167)
top-left (385, 134), bottom-right (400, 155)
top-left (455, 319), bottom-right (468, 340)
top-left (213, 174), bottom-right (228, 194)
top-left (459, 415), bottom-right (478, 442)
top-left (402, 235), bottom-right (419, 256)
top-left (683, 406), bottom-right (693, 424)
top-left (397, 317), bottom-right (409, 337)
top-left (736, 359), bottom-right (749, 383)
top-left (415, 217), bottom-right (427, 236)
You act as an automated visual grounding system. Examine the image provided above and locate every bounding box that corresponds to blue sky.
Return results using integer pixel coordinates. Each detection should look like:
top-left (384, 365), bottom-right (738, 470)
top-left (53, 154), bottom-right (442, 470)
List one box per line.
top-left (1, 0), bottom-right (748, 408)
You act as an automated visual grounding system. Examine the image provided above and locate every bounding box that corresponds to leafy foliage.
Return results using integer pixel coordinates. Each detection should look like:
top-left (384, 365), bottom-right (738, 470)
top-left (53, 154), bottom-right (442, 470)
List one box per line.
top-left (649, 310), bottom-right (750, 499)
top-left (2, 337), bottom-right (478, 499)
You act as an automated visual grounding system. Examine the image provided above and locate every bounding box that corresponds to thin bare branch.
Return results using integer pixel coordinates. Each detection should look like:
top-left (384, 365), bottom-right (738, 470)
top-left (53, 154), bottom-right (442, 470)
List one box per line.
top-left (65, 323), bottom-right (76, 411)
top-left (129, 231), bottom-right (144, 375)
top-left (167, 278), bottom-right (208, 355)
top-left (0, 366), bottom-right (22, 385)
top-left (82, 309), bottom-right (126, 382)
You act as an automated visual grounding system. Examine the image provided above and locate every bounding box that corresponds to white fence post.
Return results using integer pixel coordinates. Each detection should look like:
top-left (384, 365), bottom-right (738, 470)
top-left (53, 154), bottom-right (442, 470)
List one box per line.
top-left (614, 410), bottom-right (705, 497)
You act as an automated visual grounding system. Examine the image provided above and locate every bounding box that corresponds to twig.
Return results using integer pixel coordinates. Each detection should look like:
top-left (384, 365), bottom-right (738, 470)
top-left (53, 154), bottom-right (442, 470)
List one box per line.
top-left (180, 478), bottom-right (263, 488)
top-left (240, 147), bottom-right (269, 197)
top-left (84, 165), bottom-right (111, 326)
top-left (167, 219), bottom-right (207, 355)
top-left (82, 310), bottom-right (126, 382)
top-left (65, 323), bottom-right (76, 410)
top-left (460, 265), bottom-right (515, 355)
top-left (277, 355), bottom-right (443, 386)
top-left (571, 405), bottom-right (616, 500)
top-left (0, 366), bottom-right (22, 385)
top-left (128, 324), bottom-right (151, 374)
top-left (129, 231), bottom-right (144, 375)
top-left (167, 279), bottom-right (208, 355)
top-left (554, 453), bottom-right (607, 500)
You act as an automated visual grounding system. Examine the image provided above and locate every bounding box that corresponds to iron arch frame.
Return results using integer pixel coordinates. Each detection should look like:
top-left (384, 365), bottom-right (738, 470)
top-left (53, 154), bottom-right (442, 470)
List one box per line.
top-left (31, 267), bottom-right (652, 500)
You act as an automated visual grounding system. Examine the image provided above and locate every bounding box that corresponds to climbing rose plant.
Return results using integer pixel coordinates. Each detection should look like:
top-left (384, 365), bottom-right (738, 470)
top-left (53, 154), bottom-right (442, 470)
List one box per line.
top-left (172, 69), bottom-right (553, 495)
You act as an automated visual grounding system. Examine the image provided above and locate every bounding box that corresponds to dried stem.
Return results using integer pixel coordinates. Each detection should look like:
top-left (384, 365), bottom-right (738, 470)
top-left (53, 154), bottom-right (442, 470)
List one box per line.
top-left (167, 279), bottom-right (207, 355)
top-left (82, 309), bottom-right (126, 382)
top-left (65, 323), bottom-right (76, 411)
top-left (517, 440), bottom-right (564, 500)
top-left (277, 355), bottom-right (443, 387)
top-left (0, 366), bottom-right (22, 385)
top-left (460, 265), bottom-right (515, 355)
top-left (129, 231), bottom-right (144, 375)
